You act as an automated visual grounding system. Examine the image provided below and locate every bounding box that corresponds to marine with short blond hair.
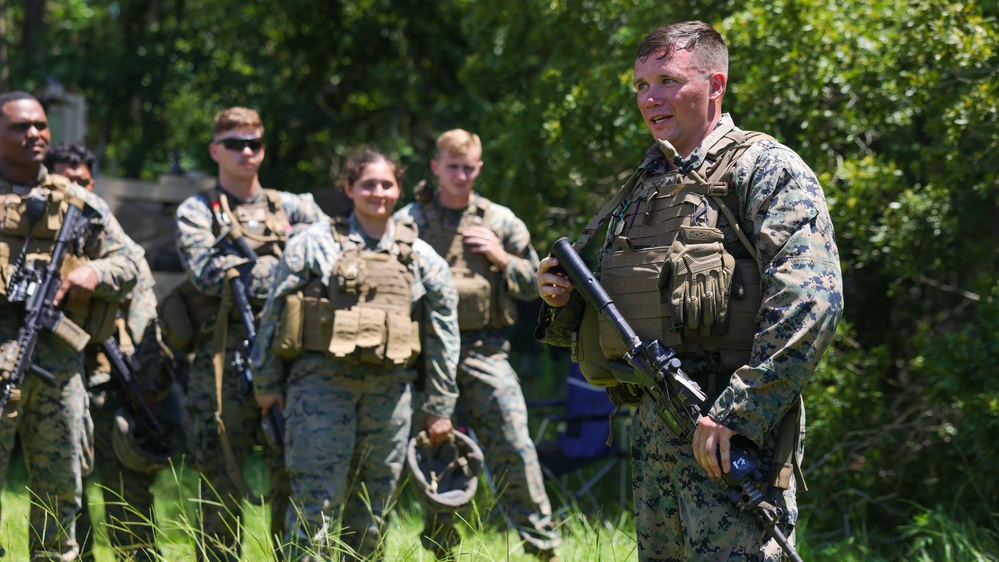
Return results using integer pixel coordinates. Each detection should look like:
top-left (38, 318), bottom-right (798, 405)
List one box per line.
top-left (395, 128), bottom-right (560, 561)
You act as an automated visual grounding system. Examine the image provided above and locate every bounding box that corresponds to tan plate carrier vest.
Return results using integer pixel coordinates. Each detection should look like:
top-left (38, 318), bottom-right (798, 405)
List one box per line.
top-left (416, 188), bottom-right (515, 331)
top-left (575, 128), bottom-right (771, 384)
top-left (158, 188), bottom-right (290, 351)
top-left (0, 175), bottom-right (118, 343)
top-left (574, 128), bottom-right (806, 492)
top-left (271, 218), bottom-right (421, 367)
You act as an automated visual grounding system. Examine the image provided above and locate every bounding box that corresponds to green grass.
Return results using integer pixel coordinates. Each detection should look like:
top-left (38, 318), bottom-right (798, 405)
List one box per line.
top-left (1, 450), bottom-right (639, 561)
top-left (5, 449), bottom-right (999, 561)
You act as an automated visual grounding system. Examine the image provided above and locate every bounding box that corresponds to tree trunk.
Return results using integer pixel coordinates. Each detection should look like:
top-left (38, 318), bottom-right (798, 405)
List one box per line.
top-left (21, 0), bottom-right (44, 68)
top-left (0, 0), bottom-right (8, 90)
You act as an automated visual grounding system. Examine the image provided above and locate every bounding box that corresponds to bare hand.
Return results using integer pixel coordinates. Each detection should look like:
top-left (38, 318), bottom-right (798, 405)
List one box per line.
top-left (537, 255), bottom-right (574, 308)
top-left (692, 415), bottom-right (736, 479)
top-left (463, 226), bottom-right (508, 269)
top-left (54, 265), bottom-right (99, 306)
top-left (256, 393), bottom-right (285, 415)
top-left (424, 414), bottom-right (453, 447)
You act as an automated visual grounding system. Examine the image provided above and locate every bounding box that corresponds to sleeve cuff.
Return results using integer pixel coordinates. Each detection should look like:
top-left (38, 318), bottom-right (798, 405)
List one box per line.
top-left (418, 393), bottom-right (457, 420)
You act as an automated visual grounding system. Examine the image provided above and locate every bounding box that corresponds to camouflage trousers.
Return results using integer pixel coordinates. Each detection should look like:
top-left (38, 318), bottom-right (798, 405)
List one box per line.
top-left (421, 332), bottom-right (559, 556)
top-left (0, 322), bottom-right (88, 561)
top-left (76, 375), bottom-right (160, 562)
top-left (632, 393), bottom-right (797, 562)
top-left (185, 333), bottom-right (289, 562)
top-left (283, 352), bottom-right (414, 562)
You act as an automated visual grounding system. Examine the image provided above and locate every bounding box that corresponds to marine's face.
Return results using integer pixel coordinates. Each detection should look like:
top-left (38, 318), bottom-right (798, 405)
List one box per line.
top-left (0, 99), bottom-right (50, 169)
top-left (430, 149), bottom-right (482, 205)
top-left (209, 126), bottom-right (265, 180)
top-left (52, 162), bottom-right (94, 192)
top-left (633, 47), bottom-right (723, 157)
top-left (345, 159), bottom-right (401, 223)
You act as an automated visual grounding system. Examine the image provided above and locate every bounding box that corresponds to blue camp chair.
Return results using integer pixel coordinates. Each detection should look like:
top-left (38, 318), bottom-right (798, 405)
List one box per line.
top-left (532, 362), bottom-right (630, 518)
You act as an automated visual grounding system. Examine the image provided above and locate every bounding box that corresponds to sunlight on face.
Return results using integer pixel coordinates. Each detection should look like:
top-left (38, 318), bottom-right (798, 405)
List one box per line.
top-left (345, 159), bottom-right (401, 223)
top-left (431, 149), bottom-right (482, 206)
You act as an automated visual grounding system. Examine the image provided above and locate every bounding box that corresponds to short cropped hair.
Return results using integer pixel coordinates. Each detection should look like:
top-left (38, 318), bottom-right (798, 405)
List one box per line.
top-left (44, 142), bottom-right (97, 172)
top-left (342, 146), bottom-right (404, 188)
top-left (211, 107), bottom-right (264, 137)
top-left (636, 21), bottom-right (728, 77)
top-left (0, 91), bottom-right (40, 112)
top-left (435, 129), bottom-right (481, 159)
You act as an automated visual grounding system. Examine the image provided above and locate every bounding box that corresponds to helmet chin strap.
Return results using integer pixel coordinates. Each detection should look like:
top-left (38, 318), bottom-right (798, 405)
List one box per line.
top-left (406, 429), bottom-right (485, 513)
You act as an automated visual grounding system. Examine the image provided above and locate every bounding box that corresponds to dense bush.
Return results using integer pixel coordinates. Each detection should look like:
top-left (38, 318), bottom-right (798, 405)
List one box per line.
top-left (3, 0), bottom-right (997, 557)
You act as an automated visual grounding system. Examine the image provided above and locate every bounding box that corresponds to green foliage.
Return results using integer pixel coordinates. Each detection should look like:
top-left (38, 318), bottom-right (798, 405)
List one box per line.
top-left (901, 506), bottom-right (999, 562)
top-left (3, 0), bottom-right (999, 556)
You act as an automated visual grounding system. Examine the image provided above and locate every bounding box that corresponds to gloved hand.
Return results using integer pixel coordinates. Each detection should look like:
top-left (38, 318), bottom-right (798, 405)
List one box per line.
top-left (663, 225), bottom-right (735, 337)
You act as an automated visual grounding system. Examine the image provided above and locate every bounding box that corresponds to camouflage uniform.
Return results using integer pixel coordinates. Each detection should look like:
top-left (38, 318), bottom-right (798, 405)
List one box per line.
top-left (0, 167), bottom-right (143, 561)
top-left (537, 115), bottom-right (844, 561)
top-left (176, 187), bottom-right (326, 562)
top-left (77, 259), bottom-right (163, 561)
top-left (395, 193), bottom-right (560, 556)
top-left (252, 215), bottom-right (459, 562)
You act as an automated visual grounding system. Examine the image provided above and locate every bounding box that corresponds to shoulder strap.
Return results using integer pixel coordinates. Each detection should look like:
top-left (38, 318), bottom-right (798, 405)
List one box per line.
top-left (693, 129), bottom-right (775, 262)
top-left (413, 179), bottom-right (433, 204)
top-left (419, 191), bottom-right (443, 229)
top-left (262, 188), bottom-right (291, 240)
top-left (702, 129), bottom-right (775, 185)
top-left (329, 216), bottom-right (352, 246)
top-left (45, 174), bottom-right (87, 210)
top-left (46, 173), bottom-right (74, 194)
top-left (200, 188), bottom-right (223, 237)
top-left (393, 218), bottom-right (419, 265)
top-left (472, 193), bottom-right (491, 218)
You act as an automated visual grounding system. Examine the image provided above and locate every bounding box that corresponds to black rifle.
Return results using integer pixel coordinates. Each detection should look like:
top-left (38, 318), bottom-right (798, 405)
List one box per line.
top-left (550, 237), bottom-right (803, 562)
top-left (0, 197), bottom-right (93, 413)
top-left (102, 336), bottom-right (165, 434)
top-left (214, 227), bottom-right (285, 450)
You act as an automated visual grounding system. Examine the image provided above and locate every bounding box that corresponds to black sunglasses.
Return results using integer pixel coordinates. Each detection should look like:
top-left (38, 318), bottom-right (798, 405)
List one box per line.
top-left (215, 137), bottom-right (264, 152)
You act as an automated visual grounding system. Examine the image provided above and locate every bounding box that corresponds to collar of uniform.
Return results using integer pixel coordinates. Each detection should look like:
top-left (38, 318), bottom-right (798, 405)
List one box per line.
top-left (215, 182), bottom-right (266, 205)
top-left (346, 213), bottom-right (398, 252)
top-left (433, 187), bottom-right (480, 214)
top-left (638, 144), bottom-right (665, 172)
top-left (0, 165), bottom-right (45, 195)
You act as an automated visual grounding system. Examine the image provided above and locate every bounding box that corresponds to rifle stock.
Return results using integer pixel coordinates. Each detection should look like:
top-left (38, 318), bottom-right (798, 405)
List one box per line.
top-left (549, 237), bottom-right (803, 562)
top-left (102, 337), bottom-right (164, 434)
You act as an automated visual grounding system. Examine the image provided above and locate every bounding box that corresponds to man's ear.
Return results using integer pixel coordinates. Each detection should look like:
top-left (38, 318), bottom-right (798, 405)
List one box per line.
top-left (209, 142), bottom-right (220, 163)
top-left (709, 72), bottom-right (727, 100)
top-left (430, 159), bottom-right (439, 176)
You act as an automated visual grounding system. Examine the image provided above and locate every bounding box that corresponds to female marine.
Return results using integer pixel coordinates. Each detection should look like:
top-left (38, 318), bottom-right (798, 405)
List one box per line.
top-left (252, 148), bottom-right (459, 561)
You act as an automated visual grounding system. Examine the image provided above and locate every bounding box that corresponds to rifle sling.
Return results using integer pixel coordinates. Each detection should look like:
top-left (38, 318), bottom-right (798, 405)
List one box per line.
top-left (214, 269), bottom-right (263, 505)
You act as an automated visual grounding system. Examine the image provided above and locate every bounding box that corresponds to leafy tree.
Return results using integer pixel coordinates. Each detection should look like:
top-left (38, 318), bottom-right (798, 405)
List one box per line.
top-left (3, 0), bottom-right (998, 556)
